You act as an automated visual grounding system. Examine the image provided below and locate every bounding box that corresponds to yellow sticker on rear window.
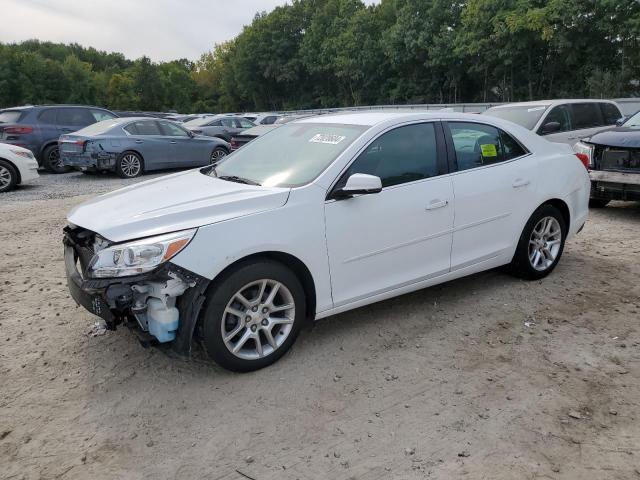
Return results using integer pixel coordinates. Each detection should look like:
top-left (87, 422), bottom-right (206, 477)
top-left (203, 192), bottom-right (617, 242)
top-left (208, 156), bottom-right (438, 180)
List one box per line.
top-left (480, 144), bottom-right (497, 157)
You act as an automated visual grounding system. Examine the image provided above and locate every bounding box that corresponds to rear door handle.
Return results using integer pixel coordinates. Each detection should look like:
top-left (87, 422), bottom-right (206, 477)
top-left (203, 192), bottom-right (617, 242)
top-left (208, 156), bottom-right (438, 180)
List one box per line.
top-left (135, 140), bottom-right (144, 144)
top-left (426, 200), bottom-right (448, 210)
top-left (512, 179), bottom-right (530, 188)
top-left (170, 141), bottom-right (177, 144)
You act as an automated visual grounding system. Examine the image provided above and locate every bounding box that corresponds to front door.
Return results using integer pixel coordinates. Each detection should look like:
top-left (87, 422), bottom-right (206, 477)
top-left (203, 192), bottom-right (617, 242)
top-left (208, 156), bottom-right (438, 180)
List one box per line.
top-left (324, 122), bottom-right (454, 307)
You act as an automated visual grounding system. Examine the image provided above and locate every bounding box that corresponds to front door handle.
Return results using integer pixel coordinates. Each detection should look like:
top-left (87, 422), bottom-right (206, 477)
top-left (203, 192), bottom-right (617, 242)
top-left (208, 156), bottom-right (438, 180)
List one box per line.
top-left (512, 178), bottom-right (530, 188)
top-left (135, 140), bottom-right (144, 144)
top-left (426, 200), bottom-right (448, 210)
top-left (170, 141), bottom-right (177, 144)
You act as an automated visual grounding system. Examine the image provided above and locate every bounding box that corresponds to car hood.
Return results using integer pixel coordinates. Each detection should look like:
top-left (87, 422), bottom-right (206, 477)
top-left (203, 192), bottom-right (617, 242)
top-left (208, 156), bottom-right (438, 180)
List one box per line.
top-left (67, 169), bottom-right (290, 242)
top-left (586, 127), bottom-right (640, 148)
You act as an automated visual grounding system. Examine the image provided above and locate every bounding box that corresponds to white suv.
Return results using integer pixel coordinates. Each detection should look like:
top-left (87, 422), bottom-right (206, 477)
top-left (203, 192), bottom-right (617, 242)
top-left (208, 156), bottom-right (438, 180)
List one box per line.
top-left (483, 99), bottom-right (623, 147)
top-left (64, 112), bottom-right (590, 372)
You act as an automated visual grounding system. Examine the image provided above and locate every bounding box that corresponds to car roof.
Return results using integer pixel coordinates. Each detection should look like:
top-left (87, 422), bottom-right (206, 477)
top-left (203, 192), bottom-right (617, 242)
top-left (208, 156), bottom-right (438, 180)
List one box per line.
top-left (294, 111), bottom-right (490, 127)
top-left (488, 99), bottom-right (618, 110)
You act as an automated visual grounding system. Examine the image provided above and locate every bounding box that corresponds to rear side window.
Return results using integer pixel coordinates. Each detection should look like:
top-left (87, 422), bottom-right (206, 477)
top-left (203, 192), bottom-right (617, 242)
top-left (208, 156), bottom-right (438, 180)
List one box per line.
top-left (159, 121), bottom-right (189, 137)
top-left (207, 119), bottom-right (222, 126)
top-left (236, 118), bottom-right (255, 128)
top-left (262, 116), bottom-right (278, 125)
top-left (571, 103), bottom-right (603, 129)
top-left (221, 118), bottom-right (235, 128)
top-left (344, 123), bottom-right (440, 188)
top-left (600, 103), bottom-right (622, 125)
top-left (38, 109), bottom-right (58, 124)
top-left (124, 120), bottom-right (161, 136)
top-left (91, 109), bottom-right (116, 122)
top-left (0, 110), bottom-right (26, 123)
top-left (57, 108), bottom-right (95, 126)
top-left (448, 122), bottom-right (526, 171)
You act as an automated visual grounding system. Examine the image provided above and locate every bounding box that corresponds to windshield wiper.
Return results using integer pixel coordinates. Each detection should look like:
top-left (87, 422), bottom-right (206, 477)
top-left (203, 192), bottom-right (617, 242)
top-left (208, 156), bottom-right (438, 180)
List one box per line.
top-left (218, 175), bottom-right (261, 186)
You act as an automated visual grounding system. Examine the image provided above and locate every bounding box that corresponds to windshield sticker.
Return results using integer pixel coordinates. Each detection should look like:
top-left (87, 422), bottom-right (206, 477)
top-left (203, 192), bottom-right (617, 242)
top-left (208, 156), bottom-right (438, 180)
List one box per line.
top-left (309, 134), bottom-right (346, 145)
top-left (527, 106), bottom-right (546, 112)
top-left (480, 144), bottom-right (498, 157)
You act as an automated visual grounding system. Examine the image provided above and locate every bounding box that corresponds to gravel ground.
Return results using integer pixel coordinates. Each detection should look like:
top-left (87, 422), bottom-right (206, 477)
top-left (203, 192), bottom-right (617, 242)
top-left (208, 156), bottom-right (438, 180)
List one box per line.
top-left (1, 171), bottom-right (639, 480)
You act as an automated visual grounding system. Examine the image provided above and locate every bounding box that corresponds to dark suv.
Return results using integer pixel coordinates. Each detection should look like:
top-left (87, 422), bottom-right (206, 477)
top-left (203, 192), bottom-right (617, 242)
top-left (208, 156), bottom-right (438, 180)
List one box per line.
top-left (0, 105), bottom-right (117, 173)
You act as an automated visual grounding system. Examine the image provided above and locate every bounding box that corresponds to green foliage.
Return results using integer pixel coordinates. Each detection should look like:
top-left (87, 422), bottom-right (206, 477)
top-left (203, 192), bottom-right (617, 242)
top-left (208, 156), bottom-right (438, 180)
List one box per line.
top-left (1, 0), bottom-right (639, 113)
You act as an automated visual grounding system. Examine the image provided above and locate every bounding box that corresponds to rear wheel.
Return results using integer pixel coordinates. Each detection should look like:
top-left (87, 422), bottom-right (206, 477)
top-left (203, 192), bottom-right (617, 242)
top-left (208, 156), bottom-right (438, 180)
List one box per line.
top-left (589, 198), bottom-right (610, 208)
top-left (201, 260), bottom-right (305, 372)
top-left (508, 204), bottom-right (567, 280)
top-left (116, 151), bottom-right (144, 178)
top-left (0, 160), bottom-right (18, 193)
top-left (43, 144), bottom-right (70, 173)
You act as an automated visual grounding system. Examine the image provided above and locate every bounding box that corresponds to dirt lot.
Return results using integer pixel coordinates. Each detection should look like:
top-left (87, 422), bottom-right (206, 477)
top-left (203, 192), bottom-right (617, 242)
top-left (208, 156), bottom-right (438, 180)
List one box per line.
top-left (1, 171), bottom-right (639, 480)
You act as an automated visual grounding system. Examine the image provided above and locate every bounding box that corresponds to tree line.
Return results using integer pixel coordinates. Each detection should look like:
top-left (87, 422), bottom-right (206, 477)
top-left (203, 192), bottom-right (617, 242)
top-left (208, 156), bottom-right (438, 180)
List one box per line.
top-left (1, 0), bottom-right (639, 114)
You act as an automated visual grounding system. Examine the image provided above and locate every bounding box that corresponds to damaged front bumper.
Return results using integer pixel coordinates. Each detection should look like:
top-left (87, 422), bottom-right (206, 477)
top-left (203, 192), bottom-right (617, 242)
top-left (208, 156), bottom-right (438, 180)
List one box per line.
top-left (63, 227), bottom-right (209, 356)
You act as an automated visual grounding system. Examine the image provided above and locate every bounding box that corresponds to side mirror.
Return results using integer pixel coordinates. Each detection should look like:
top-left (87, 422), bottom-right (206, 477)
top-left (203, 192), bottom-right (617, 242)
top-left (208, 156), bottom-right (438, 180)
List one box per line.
top-left (540, 121), bottom-right (561, 135)
top-left (615, 116), bottom-right (627, 127)
top-left (331, 173), bottom-right (382, 200)
top-left (187, 130), bottom-right (195, 138)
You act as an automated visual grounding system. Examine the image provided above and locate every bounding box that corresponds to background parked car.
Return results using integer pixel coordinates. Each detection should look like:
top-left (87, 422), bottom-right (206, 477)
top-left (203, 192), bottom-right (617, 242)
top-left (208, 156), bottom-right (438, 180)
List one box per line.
top-left (184, 115), bottom-right (255, 142)
top-left (242, 113), bottom-right (281, 125)
top-left (573, 109), bottom-right (640, 207)
top-left (482, 99), bottom-right (623, 147)
top-left (0, 105), bottom-right (117, 173)
top-left (230, 114), bottom-right (317, 150)
top-left (0, 143), bottom-right (39, 192)
top-left (59, 117), bottom-right (230, 179)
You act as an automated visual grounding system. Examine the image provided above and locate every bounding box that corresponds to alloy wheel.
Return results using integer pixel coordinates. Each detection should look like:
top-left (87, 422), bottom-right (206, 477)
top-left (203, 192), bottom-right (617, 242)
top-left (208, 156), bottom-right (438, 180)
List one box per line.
top-left (210, 149), bottom-right (227, 164)
top-left (0, 165), bottom-right (13, 190)
top-left (120, 154), bottom-right (141, 177)
top-left (221, 279), bottom-right (295, 360)
top-left (49, 148), bottom-right (63, 169)
top-left (528, 216), bottom-right (562, 271)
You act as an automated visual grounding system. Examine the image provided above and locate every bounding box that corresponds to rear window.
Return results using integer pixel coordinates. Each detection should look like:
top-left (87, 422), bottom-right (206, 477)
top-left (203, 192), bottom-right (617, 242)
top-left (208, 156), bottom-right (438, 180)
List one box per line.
top-left (74, 119), bottom-right (123, 136)
top-left (0, 110), bottom-right (25, 124)
top-left (482, 105), bottom-right (548, 130)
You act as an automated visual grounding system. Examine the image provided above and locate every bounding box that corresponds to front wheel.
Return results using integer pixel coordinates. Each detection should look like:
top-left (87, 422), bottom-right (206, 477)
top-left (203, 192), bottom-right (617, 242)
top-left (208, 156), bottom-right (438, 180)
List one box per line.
top-left (508, 204), bottom-right (567, 280)
top-left (43, 144), bottom-right (71, 173)
top-left (116, 151), bottom-right (144, 178)
top-left (201, 260), bottom-right (305, 372)
top-left (0, 160), bottom-right (18, 193)
top-left (210, 146), bottom-right (228, 164)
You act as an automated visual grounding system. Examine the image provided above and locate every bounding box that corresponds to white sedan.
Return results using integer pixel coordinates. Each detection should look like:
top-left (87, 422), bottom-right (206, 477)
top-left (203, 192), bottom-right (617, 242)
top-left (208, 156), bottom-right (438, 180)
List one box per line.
top-left (0, 143), bottom-right (39, 192)
top-left (64, 112), bottom-right (590, 372)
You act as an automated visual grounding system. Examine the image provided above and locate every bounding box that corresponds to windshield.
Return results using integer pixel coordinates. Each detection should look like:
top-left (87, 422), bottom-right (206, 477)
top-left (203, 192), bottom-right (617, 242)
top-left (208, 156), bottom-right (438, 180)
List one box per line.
top-left (623, 111), bottom-right (640, 128)
top-left (73, 119), bottom-right (123, 136)
top-left (483, 105), bottom-right (549, 130)
top-left (209, 122), bottom-right (367, 187)
top-left (0, 110), bottom-right (24, 123)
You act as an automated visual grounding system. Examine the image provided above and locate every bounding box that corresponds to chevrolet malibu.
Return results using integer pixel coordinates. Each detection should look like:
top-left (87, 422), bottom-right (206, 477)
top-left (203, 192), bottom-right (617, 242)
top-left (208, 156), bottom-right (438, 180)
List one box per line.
top-left (64, 112), bottom-right (590, 372)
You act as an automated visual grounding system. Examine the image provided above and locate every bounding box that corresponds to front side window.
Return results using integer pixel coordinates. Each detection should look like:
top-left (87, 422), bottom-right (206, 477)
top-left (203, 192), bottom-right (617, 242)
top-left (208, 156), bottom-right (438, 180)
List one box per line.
top-left (448, 122), bottom-right (526, 171)
top-left (541, 105), bottom-right (572, 134)
top-left (571, 103), bottom-right (604, 129)
top-left (343, 123), bottom-right (440, 188)
top-left (159, 121), bottom-right (189, 137)
top-left (91, 109), bottom-right (116, 122)
top-left (210, 123), bottom-right (367, 187)
top-left (601, 103), bottom-right (622, 125)
top-left (220, 118), bottom-right (235, 128)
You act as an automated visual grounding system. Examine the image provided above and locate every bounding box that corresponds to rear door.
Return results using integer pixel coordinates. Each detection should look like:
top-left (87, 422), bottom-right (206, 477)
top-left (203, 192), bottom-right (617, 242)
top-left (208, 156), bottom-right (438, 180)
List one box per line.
top-left (445, 121), bottom-right (536, 270)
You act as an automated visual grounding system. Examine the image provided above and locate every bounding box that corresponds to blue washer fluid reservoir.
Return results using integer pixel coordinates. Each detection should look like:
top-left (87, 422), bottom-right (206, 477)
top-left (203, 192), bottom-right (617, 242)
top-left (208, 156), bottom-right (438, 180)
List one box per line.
top-left (146, 298), bottom-right (179, 343)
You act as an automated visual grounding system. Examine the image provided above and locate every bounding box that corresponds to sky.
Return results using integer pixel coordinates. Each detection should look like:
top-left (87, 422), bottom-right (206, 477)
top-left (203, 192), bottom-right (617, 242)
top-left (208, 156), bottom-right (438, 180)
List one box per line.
top-left (1, 0), bottom-right (377, 62)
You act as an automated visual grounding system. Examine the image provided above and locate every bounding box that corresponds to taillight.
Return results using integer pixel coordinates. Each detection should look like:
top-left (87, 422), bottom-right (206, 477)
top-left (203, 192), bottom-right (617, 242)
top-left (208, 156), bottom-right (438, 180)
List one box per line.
top-left (575, 153), bottom-right (590, 169)
top-left (3, 125), bottom-right (33, 135)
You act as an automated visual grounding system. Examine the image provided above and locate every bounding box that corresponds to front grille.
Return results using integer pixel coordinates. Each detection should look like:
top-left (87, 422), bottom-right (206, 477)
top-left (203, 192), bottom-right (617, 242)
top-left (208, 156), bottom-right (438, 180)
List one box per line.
top-left (594, 146), bottom-right (640, 171)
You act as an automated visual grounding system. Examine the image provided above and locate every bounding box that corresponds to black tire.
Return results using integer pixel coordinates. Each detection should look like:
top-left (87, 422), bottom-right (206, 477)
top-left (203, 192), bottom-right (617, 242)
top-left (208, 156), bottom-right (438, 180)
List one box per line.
top-left (116, 151), bottom-right (144, 178)
top-left (508, 204), bottom-right (567, 280)
top-left (210, 146), bottom-right (228, 164)
top-left (589, 198), bottom-right (610, 208)
top-left (201, 260), bottom-right (306, 372)
top-left (42, 144), bottom-right (71, 173)
top-left (0, 159), bottom-right (18, 193)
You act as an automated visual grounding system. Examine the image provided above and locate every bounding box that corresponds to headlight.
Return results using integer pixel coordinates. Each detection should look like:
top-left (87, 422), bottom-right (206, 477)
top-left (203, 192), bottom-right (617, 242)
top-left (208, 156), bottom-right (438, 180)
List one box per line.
top-left (573, 141), bottom-right (594, 167)
top-left (10, 149), bottom-right (34, 159)
top-left (87, 229), bottom-right (197, 278)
